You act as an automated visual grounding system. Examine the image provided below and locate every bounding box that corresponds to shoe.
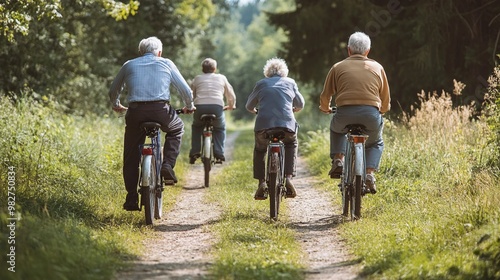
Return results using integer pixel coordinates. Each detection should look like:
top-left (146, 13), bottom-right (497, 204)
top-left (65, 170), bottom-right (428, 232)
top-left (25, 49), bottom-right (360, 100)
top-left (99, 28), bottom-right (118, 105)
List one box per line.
top-left (329, 159), bottom-right (343, 178)
top-left (365, 173), bottom-right (377, 194)
top-left (285, 178), bottom-right (297, 198)
top-left (214, 154), bottom-right (225, 162)
top-left (123, 193), bottom-right (140, 211)
top-left (214, 158), bottom-right (223, 164)
top-left (161, 164), bottom-right (178, 184)
top-left (254, 180), bottom-right (267, 200)
top-left (189, 153), bottom-right (200, 164)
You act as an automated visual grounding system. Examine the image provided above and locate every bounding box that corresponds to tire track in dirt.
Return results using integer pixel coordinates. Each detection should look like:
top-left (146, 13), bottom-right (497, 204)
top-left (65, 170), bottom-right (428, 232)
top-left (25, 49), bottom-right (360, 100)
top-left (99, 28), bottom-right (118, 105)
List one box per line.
top-left (286, 156), bottom-right (362, 279)
top-left (115, 132), bottom-right (240, 280)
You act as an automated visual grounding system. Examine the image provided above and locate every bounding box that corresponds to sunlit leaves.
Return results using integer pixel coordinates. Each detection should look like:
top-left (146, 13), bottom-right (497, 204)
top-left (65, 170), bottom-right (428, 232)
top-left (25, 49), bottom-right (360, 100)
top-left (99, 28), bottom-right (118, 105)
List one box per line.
top-left (102, 0), bottom-right (140, 21)
top-left (175, 0), bottom-right (215, 28)
top-left (0, 0), bottom-right (62, 42)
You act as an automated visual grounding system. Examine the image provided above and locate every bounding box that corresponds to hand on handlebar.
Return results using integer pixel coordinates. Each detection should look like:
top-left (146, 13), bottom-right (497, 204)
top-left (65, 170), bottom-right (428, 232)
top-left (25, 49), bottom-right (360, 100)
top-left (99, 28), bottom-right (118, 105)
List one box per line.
top-left (182, 106), bottom-right (196, 114)
top-left (319, 106), bottom-right (335, 114)
top-left (112, 104), bottom-right (128, 113)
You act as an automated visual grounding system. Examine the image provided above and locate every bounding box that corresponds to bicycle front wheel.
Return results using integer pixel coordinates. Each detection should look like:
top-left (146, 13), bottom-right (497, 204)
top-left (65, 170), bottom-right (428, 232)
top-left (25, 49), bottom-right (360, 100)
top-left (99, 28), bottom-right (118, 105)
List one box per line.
top-left (141, 155), bottom-right (156, 225)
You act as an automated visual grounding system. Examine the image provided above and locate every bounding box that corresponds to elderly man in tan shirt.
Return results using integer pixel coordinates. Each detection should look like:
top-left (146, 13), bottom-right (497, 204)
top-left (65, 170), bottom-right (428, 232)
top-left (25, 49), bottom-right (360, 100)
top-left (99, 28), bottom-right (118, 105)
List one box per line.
top-left (189, 58), bottom-right (236, 164)
top-left (319, 31), bottom-right (390, 194)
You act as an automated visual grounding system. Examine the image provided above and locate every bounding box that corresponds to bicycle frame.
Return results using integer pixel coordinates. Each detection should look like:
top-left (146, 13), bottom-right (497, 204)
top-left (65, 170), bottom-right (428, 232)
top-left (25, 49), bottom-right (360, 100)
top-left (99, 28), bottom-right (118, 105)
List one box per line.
top-left (138, 123), bottom-right (164, 225)
top-left (341, 125), bottom-right (368, 221)
top-left (265, 129), bottom-right (286, 221)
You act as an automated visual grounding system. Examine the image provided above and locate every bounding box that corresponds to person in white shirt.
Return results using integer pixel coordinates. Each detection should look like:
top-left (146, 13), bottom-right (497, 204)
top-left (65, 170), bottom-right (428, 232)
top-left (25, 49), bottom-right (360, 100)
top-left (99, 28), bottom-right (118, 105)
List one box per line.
top-left (189, 58), bottom-right (236, 164)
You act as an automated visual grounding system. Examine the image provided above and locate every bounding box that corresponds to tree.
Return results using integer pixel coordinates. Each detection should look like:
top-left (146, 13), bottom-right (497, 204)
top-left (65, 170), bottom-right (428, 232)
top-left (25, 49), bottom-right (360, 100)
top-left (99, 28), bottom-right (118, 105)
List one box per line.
top-left (0, 0), bottom-right (217, 114)
top-left (267, 0), bottom-right (500, 112)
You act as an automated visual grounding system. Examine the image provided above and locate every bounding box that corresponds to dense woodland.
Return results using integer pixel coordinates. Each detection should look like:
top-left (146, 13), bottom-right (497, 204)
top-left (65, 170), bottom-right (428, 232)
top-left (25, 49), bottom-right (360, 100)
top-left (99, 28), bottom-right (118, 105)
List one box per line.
top-left (1, 0), bottom-right (499, 117)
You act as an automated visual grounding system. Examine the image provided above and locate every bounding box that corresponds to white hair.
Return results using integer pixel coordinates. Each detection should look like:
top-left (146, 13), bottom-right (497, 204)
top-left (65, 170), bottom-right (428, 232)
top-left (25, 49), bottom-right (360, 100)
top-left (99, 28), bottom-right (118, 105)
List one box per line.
top-left (348, 32), bottom-right (371, 55)
top-left (138, 36), bottom-right (163, 55)
top-left (263, 57), bottom-right (289, 78)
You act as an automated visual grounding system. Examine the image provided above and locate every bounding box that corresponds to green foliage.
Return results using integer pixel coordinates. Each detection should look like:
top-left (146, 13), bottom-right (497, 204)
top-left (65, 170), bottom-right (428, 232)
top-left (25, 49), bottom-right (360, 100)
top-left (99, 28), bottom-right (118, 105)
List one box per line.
top-left (197, 0), bottom-right (291, 121)
top-left (302, 87), bottom-right (500, 278)
top-left (482, 66), bottom-right (500, 167)
top-left (267, 0), bottom-right (500, 112)
top-left (0, 0), bottom-right (62, 42)
top-left (104, 0), bottom-right (140, 21)
top-left (0, 0), bottom-right (220, 115)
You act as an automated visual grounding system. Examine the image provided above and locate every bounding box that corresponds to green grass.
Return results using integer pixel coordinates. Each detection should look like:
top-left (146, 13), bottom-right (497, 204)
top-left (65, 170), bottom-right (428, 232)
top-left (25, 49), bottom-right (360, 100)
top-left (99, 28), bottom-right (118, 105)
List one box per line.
top-left (206, 129), bottom-right (306, 280)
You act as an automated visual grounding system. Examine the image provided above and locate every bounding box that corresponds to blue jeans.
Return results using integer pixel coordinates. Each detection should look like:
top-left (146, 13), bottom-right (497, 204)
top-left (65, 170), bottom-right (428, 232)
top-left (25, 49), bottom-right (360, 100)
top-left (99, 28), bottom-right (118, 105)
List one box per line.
top-left (330, 105), bottom-right (384, 170)
top-left (190, 104), bottom-right (226, 158)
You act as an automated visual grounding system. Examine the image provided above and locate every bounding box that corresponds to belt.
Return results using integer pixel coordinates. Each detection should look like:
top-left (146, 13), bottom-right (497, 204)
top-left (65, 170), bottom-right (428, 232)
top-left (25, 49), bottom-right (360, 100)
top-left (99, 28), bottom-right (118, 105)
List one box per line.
top-left (130, 100), bottom-right (169, 105)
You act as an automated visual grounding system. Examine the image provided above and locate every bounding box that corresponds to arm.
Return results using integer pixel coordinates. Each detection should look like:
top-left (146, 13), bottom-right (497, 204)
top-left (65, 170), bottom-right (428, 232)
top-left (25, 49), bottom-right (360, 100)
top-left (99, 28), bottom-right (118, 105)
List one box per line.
top-left (223, 75), bottom-right (236, 110)
top-left (292, 81), bottom-right (305, 112)
top-left (318, 67), bottom-right (335, 114)
top-left (245, 84), bottom-right (260, 114)
top-left (168, 60), bottom-right (195, 111)
top-left (379, 68), bottom-right (391, 114)
top-left (108, 63), bottom-right (128, 112)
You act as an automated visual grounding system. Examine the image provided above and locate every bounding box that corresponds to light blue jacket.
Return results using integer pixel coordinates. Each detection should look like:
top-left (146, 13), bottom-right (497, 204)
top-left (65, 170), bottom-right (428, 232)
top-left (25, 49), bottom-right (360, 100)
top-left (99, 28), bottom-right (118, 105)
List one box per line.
top-left (246, 75), bottom-right (305, 132)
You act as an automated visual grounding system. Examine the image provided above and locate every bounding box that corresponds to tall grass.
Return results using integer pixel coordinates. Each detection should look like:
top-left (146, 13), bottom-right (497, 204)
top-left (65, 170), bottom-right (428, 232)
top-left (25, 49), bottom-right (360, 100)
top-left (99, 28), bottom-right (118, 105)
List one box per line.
top-left (0, 95), bottom-right (190, 279)
top-left (301, 86), bottom-right (500, 278)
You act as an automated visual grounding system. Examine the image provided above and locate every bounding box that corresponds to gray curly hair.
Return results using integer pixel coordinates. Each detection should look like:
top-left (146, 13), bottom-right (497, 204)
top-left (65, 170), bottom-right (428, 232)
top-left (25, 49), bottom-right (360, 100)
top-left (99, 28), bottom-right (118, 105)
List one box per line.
top-left (263, 57), bottom-right (289, 78)
top-left (138, 36), bottom-right (163, 55)
top-left (348, 32), bottom-right (371, 55)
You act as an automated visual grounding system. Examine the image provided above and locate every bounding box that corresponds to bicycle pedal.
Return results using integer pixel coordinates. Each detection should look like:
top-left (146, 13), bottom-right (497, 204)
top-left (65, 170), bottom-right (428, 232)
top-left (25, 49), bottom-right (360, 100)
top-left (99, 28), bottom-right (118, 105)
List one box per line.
top-left (164, 180), bottom-right (175, 186)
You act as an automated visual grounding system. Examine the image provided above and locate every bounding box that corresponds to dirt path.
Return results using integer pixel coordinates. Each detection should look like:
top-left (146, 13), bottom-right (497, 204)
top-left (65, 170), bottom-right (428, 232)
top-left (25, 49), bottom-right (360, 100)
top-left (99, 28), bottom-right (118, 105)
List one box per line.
top-left (287, 156), bottom-right (362, 279)
top-left (114, 131), bottom-right (361, 279)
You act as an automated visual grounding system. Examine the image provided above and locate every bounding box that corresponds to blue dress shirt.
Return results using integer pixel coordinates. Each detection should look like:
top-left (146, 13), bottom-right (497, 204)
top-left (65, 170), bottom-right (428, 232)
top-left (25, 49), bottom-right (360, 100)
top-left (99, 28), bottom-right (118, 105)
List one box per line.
top-left (109, 53), bottom-right (194, 109)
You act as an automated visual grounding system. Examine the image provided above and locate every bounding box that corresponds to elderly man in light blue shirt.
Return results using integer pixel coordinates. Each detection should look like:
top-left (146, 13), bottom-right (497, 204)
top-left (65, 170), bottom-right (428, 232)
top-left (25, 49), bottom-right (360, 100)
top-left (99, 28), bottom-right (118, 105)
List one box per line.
top-left (109, 36), bottom-right (195, 211)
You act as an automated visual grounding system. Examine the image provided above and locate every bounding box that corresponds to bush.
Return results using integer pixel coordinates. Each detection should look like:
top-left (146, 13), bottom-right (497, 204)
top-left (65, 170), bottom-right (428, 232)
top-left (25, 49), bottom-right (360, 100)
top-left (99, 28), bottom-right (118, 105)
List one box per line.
top-left (482, 66), bottom-right (500, 167)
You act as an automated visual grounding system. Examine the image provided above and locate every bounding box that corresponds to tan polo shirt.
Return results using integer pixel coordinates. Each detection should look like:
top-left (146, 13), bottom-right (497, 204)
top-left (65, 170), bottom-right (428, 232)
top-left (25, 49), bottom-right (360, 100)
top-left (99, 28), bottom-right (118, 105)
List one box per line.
top-left (190, 73), bottom-right (236, 108)
top-left (319, 54), bottom-right (390, 113)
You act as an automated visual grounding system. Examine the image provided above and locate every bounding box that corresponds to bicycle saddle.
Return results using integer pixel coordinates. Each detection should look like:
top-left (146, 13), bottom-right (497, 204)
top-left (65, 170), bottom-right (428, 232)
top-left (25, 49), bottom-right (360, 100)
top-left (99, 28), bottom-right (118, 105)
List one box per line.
top-left (345, 124), bottom-right (366, 135)
top-left (265, 128), bottom-right (288, 140)
top-left (140, 122), bottom-right (161, 137)
top-left (200, 114), bottom-right (216, 122)
top-left (140, 122), bottom-right (162, 129)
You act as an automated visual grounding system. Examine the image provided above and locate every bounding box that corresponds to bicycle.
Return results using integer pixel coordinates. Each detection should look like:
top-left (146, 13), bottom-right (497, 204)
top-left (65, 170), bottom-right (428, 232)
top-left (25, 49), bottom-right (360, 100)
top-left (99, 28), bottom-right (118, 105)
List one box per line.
top-left (138, 109), bottom-right (183, 225)
top-left (199, 113), bottom-right (220, 188)
top-left (264, 128), bottom-right (287, 221)
top-left (339, 124), bottom-right (369, 221)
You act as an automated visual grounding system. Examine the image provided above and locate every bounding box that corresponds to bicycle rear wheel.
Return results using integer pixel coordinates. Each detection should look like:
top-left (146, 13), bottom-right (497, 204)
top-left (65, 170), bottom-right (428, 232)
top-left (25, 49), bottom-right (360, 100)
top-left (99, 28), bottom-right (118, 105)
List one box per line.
top-left (141, 155), bottom-right (155, 225)
top-left (202, 135), bottom-right (212, 188)
top-left (268, 152), bottom-right (280, 220)
top-left (341, 182), bottom-right (350, 217)
top-left (351, 175), bottom-right (362, 220)
top-left (154, 171), bottom-right (163, 219)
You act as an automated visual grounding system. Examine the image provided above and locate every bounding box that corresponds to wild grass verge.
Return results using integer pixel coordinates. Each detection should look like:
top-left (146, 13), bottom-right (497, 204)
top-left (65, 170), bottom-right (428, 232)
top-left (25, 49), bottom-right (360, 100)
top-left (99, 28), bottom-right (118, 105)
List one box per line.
top-left (0, 96), bottom-right (190, 279)
top-left (301, 89), bottom-right (500, 279)
top-left (206, 129), bottom-right (306, 280)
